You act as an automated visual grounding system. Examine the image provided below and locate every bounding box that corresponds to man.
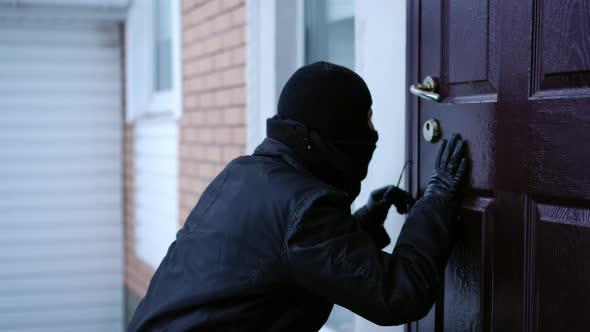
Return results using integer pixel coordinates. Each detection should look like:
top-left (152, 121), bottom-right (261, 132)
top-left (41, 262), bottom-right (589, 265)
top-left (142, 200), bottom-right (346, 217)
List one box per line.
top-left (129, 61), bottom-right (467, 331)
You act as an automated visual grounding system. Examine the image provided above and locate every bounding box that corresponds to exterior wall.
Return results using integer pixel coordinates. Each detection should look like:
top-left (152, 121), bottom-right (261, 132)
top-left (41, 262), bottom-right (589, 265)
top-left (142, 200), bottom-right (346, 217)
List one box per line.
top-left (124, 124), bottom-right (153, 299)
top-left (124, 0), bottom-right (248, 311)
top-left (180, 0), bottom-right (247, 225)
top-left (124, 123), bottom-right (157, 324)
top-left (123, 0), bottom-right (183, 313)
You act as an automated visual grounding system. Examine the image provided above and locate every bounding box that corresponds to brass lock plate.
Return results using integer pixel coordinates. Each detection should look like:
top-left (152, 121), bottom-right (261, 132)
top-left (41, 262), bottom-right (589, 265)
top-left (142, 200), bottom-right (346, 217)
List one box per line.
top-left (423, 119), bottom-right (440, 143)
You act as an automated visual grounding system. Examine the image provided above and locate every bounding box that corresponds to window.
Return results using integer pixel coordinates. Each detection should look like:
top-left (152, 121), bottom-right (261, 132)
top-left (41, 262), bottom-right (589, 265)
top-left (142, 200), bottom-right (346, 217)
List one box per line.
top-left (305, 3), bottom-right (356, 331)
top-left (154, 0), bottom-right (173, 92)
top-left (305, 0), bottom-right (355, 69)
top-left (126, 0), bottom-right (182, 118)
top-left (148, 0), bottom-right (181, 114)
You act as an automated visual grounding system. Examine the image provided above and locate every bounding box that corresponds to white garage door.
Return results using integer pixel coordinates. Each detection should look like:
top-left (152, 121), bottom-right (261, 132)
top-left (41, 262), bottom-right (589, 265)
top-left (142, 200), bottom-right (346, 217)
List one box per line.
top-left (0, 13), bottom-right (124, 332)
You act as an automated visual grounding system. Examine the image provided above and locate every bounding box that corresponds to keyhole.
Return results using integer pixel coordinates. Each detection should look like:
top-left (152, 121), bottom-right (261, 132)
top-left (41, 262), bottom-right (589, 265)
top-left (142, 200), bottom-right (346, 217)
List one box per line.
top-left (423, 119), bottom-right (440, 143)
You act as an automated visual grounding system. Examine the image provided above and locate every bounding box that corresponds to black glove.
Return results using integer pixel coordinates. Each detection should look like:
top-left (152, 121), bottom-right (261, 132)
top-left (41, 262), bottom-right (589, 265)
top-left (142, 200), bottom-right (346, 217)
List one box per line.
top-left (368, 185), bottom-right (415, 215)
top-left (357, 185), bottom-right (415, 228)
top-left (353, 186), bottom-right (414, 248)
top-left (424, 133), bottom-right (468, 199)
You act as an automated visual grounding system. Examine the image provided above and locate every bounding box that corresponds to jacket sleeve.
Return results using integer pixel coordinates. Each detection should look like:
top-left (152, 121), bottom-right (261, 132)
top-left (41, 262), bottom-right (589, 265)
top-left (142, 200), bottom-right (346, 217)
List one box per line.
top-left (352, 206), bottom-right (391, 249)
top-left (285, 190), bottom-right (455, 326)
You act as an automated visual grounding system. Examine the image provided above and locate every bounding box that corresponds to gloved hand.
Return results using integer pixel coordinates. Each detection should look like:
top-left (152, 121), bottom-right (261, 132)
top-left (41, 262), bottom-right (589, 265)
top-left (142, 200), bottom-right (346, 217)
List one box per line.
top-left (368, 185), bottom-right (415, 215)
top-left (353, 186), bottom-right (413, 248)
top-left (424, 133), bottom-right (468, 199)
top-left (358, 185), bottom-right (415, 227)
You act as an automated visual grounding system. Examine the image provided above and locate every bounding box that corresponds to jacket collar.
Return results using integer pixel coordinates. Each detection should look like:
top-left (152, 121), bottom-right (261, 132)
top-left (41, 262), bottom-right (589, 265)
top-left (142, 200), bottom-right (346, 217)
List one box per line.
top-left (253, 117), bottom-right (363, 200)
top-left (253, 137), bottom-right (311, 174)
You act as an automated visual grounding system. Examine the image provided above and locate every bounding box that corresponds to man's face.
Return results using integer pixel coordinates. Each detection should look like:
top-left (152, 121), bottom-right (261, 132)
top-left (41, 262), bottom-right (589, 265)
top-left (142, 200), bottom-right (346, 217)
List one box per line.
top-left (368, 109), bottom-right (375, 130)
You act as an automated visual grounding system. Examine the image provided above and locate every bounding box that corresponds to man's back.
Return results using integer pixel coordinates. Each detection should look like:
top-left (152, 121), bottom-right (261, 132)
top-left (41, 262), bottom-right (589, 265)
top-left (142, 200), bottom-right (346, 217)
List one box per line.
top-left (128, 138), bottom-right (338, 331)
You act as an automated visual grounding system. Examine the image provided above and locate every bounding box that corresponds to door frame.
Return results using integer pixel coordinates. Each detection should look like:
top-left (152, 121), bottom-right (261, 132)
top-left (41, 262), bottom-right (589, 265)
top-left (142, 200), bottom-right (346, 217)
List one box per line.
top-left (406, 0), bottom-right (420, 201)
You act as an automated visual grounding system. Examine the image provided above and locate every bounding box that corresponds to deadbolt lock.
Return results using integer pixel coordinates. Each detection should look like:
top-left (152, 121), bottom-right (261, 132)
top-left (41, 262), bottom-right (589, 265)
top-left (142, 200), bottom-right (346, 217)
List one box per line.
top-left (423, 119), bottom-right (440, 143)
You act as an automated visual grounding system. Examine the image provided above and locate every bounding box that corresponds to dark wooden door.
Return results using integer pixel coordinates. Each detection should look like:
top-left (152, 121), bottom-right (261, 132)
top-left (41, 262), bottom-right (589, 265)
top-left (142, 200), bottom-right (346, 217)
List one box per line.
top-left (407, 0), bottom-right (590, 331)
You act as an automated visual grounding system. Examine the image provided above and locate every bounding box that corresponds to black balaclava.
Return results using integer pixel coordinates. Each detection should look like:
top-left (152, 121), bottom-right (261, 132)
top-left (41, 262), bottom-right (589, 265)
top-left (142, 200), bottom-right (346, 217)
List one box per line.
top-left (266, 61), bottom-right (378, 199)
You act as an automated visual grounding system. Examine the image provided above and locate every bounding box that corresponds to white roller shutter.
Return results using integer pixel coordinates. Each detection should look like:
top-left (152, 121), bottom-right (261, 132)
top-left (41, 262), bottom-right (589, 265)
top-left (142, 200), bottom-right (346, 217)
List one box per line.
top-left (0, 14), bottom-right (124, 332)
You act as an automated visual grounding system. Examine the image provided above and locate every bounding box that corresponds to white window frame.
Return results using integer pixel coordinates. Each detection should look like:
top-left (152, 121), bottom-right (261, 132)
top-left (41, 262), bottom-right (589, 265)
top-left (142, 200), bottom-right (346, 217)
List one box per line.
top-left (126, 0), bottom-right (183, 121)
top-left (246, 0), bottom-right (305, 153)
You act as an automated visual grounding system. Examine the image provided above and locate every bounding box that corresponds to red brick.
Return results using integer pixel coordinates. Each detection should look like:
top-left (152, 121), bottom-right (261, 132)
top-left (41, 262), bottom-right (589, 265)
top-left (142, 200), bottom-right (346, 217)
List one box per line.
top-left (222, 26), bottom-right (243, 49)
top-left (204, 146), bottom-right (222, 162)
top-left (222, 145), bottom-right (242, 162)
top-left (232, 126), bottom-right (246, 144)
top-left (231, 86), bottom-right (245, 105)
top-left (185, 95), bottom-right (199, 110)
top-left (213, 51), bottom-right (232, 70)
top-left (204, 56), bottom-right (215, 72)
top-left (182, 0), bottom-right (201, 11)
top-left (222, 107), bottom-right (244, 124)
top-left (201, 92), bottom-right (214, 108)
top-left (213, 10), bottom-right (233, 33)
top-left (221, 0), bottom-right (242, 11)
top-left (181, 192), bottom-right (200, 212)
top-left (231, 5), bottom-right (246, 26)
top-left (183, 24), bottom-right (198, 42)
top-left (212, 127), bottom-right (232, 144)
top-left (212, 90), bottom-right (228, 107)
top-left (183, 111), bottom-right (206, 126)
top-left (230, 46), bottom-right (245, 65)
top-left (205, 110), bottom-right (223, 125)
top-left (202, 0), bottom-right (220, 20)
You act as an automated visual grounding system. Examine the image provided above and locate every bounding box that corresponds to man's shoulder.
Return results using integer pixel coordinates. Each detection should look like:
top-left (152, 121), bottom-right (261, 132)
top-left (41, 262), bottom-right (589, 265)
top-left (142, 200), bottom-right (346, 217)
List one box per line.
top-left (236, 154), bottom-right (330, 187)
top-left (232, 154), bottom-right (348, 208)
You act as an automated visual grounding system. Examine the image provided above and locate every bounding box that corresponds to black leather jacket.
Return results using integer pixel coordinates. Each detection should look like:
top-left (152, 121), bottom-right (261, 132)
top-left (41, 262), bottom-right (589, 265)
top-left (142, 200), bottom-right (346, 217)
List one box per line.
top-left (128, 138), bottom-right (455, 332)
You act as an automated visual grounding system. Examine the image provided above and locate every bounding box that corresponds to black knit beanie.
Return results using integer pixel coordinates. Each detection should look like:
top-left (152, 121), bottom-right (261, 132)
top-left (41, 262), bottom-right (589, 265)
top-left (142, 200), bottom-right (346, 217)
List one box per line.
top-left (277, 61), bottom-right (374, 142)
top-left (268, 62), bottom-right (378, 195)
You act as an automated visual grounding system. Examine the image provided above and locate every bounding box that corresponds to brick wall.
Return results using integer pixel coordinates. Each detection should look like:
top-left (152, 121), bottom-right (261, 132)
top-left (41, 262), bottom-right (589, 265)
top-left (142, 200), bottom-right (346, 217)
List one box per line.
top-left (180, 0), bottom-right (247, 224)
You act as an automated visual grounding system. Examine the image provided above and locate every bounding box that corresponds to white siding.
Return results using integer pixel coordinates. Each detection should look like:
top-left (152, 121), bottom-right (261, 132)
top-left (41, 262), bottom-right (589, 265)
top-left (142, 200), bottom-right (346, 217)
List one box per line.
top-left (126, 0), bottom-right (181, 269)
top-left (0, 0), bottom-right (129, 7)
top-left (0, 15), bottom-right (123, 332)
top-left (133, 117), bottom-right (178, 268)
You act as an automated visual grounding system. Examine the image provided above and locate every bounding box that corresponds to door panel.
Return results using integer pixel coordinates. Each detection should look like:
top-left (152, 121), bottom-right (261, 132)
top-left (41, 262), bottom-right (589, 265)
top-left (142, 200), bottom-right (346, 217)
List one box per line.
top-left (533, 202), bottom-right (590, 332)
top-left (534, 0), bottom-right (590, 92)
top-left (409, 0), bottom-right (590, 331)
top-left (443, 0), bottom-right (499, 100)
top-left (443, 197), bottom-right (493, 332)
